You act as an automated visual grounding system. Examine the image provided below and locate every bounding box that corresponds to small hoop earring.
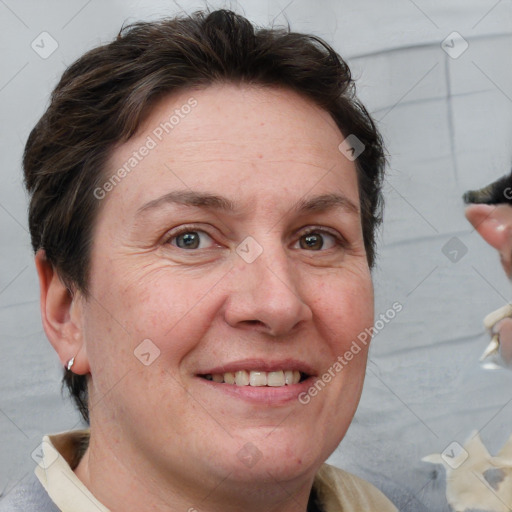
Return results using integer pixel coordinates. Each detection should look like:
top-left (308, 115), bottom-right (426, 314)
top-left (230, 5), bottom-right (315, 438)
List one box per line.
top-left (66, 356), bottom-right (75, 371)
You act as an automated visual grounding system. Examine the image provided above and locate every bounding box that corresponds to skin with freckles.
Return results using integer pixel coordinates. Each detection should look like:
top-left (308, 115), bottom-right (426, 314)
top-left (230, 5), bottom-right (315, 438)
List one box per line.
top-left (37, 84), bottom-right (375, 512)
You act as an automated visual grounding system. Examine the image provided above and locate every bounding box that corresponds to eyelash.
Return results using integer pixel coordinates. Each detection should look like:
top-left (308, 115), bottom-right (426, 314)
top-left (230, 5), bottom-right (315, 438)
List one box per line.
top-left (165, 224), bottom-right (347, 251)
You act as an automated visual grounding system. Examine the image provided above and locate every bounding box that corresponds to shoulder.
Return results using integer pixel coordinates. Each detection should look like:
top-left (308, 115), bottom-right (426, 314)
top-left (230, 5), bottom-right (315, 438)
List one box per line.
top-left (314, 463), bottom-right (398, 512)
top-left (0, 473), bottom-right (60, 512)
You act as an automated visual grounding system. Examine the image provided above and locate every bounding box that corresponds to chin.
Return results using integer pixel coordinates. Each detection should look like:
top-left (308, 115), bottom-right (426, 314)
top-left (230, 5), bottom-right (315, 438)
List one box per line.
top-left (217, 431), bottom-right (330, 484)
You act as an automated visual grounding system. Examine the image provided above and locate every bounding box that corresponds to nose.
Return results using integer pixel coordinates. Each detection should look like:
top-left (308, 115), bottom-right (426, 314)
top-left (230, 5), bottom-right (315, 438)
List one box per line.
top-left (223, 245), bottom-right (313, 337)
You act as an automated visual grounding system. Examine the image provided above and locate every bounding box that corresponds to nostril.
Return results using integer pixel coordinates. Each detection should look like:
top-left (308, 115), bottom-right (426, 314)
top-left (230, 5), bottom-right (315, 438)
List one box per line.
top-left (243, 320), bottom-right (264, 326)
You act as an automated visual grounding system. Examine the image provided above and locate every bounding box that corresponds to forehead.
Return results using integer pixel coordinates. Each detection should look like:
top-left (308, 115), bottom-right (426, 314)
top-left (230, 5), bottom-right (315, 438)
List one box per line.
top-left (102, 83), bottom-right (359, 215)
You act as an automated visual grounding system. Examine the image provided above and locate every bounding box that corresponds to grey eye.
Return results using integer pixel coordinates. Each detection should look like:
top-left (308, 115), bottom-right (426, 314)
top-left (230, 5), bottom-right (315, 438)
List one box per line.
top-left (171, 231), bottom-right (214, 249)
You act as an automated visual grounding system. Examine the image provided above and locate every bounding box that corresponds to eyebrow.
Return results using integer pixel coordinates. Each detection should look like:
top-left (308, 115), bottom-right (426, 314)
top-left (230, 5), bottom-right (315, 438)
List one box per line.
top-left (136, 190), bottom-right (359, 217)
top-left (137, 190), bottom-right (236, 215)
top-left (293, 193), bottom-right (359, 215)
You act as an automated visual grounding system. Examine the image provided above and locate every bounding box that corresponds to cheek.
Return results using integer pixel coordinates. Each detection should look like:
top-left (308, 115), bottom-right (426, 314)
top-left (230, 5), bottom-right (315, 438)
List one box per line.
top-left (84, 264), bottom-right (225, 370)
top-left (307, 267), bottom-right (374, 353)
top-left (301, 270), bottom-right (373, 453)
top-left (81, 268), bottom-right (213, 419)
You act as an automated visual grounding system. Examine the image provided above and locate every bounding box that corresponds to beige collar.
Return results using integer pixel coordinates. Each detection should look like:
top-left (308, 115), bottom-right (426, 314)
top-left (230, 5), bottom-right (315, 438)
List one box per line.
top-left (35, 430), bottom-right (109, 512)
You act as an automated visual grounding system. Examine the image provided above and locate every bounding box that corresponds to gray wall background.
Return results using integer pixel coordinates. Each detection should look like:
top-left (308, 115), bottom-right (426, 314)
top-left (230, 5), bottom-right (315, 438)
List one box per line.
top-left (1, 1), bottom-right (512, 510)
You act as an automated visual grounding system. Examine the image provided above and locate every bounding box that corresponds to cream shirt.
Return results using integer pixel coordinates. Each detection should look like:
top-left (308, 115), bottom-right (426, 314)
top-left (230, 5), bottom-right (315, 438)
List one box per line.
top-left (34, 430), bottom-right (397, 512)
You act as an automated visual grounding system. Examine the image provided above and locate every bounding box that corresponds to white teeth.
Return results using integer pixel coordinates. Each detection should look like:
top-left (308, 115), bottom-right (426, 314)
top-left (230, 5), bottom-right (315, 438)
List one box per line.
top-left (204, 369), bottom-right (306, 386)
top-left (235, 370), bottom-right (250, 386)
top-left (267, 370), bottom-right (285, 387)
top-left (249, 371), bottom-right (267, 386)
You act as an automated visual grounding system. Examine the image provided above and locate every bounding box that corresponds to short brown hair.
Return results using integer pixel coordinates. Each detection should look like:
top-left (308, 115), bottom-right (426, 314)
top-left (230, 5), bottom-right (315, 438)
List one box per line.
top-left (24, 9), bottom-right (386, 424)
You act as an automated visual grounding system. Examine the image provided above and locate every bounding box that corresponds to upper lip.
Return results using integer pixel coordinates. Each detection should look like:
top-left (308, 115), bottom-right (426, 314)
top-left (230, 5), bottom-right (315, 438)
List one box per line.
top-left (197, 358), bottom-right (317, 376)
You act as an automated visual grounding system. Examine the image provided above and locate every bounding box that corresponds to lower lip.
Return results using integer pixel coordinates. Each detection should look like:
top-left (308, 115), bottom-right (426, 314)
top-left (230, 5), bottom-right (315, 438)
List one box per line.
top-left (196, 376), bottom-right (315, 405)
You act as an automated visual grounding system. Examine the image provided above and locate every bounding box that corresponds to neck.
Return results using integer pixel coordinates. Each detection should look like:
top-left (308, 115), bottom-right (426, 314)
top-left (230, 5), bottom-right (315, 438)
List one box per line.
top-left (73, 423), bottom-right (317, 512)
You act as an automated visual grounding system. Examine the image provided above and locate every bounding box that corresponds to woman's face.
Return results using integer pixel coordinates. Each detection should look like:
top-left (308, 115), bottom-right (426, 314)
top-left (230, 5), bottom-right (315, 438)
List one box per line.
top-left (79, 84), bottom-right (374, 490)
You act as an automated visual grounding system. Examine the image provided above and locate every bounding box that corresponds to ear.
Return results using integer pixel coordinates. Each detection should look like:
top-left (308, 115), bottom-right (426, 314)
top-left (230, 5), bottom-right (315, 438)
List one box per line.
top-left (35, 249), bottom-right (90, 375)
top-left (465, 204), bottom-right (512, 277)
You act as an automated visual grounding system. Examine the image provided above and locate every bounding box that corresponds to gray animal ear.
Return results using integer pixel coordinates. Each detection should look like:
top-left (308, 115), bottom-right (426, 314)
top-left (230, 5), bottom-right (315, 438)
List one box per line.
top-left (463, 171), bottom-right (512, 205)
top-left (463, 182), bottom-right (496, 204)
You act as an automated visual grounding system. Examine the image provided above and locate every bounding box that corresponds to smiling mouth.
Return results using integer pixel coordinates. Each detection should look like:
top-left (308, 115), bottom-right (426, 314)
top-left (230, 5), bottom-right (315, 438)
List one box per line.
top-left (199, 370), bottom-right (309, 387)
